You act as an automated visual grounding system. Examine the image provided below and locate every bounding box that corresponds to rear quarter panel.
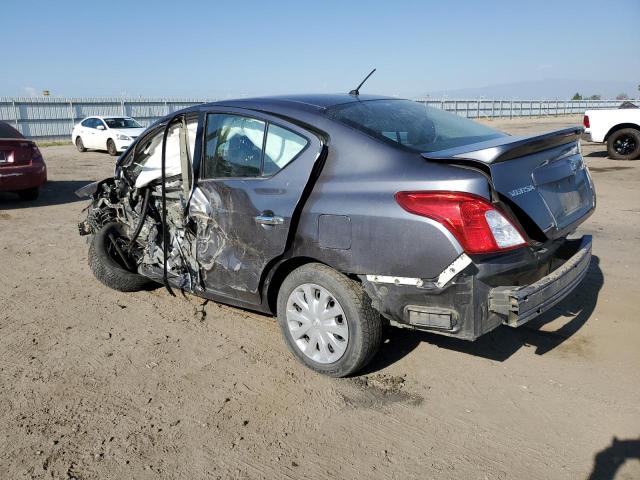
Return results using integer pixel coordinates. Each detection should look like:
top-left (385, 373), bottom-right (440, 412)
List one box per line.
top-left (292, 123), bottom-right (491, 279)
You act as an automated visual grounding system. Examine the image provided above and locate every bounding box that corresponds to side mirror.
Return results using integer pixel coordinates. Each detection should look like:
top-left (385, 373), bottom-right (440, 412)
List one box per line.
top-left (96, 125), bottom-right (105, 131)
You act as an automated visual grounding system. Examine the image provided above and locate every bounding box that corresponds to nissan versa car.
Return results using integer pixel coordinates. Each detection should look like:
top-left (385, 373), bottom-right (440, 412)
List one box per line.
top-left (72, 116), bottom-right (145, 156)
top-left (76, 94), bottom-right (595, 376)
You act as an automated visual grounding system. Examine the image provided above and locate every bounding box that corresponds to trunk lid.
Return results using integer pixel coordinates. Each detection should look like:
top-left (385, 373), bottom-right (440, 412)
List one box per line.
top-left (422, 127), bottom-right (595, 241)
top-left (0, 139), bottom-right (36, 167)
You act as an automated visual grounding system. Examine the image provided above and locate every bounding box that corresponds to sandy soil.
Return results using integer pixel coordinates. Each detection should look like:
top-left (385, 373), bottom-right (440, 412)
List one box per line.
top-left (1, 116), bottom-right (639, 479)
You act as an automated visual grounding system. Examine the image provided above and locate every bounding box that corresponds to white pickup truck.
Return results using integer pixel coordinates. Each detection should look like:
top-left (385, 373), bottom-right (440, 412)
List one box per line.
top-left (583, 104), bottom-right (640, 160)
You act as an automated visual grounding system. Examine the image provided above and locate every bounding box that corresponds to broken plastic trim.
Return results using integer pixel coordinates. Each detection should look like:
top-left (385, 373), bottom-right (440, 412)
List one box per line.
top-left (74, 181), bottom-right (99, 199)
top-left (435, 253), bottom-right (472, 288)
top-left (365, 253), bottom-right (472, 290)
top-left (364, 275), bottom-right (424, 287)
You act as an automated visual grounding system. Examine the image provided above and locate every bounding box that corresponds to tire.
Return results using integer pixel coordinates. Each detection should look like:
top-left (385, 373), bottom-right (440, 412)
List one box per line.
top-left (606, 128), bottom-right (640, 160)
top-left (76, 137), bottom-right (86, 152)
top-left (277, 263), bottom-right (382, 377)
top-left (88, 222), bottom-right (151, 292)
top-left (17, 187), bottom-right (39, 201)
top-left (107, 139), bottom-right (118, 156)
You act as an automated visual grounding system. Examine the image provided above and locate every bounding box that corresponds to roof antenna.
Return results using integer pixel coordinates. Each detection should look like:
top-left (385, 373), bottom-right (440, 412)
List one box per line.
top-left (349, 68), bottom-right (376, 96)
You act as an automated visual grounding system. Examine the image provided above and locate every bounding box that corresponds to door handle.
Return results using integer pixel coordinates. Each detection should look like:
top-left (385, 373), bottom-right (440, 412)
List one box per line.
top-left (255, 214), bottom-right (284, 226)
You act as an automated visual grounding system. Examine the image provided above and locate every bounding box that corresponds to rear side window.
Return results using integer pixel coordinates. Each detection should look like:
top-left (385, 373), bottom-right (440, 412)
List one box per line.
top-left (204, 115), bottom-right (265, 178)
top-left (0, 121), bottom-right (24, 139)
top-left (81, 118), bottom-right (94, 128)
top-left (262, 124), bottom-right (307, 176)
top-left (325, 99), bottom-right (505, 153)
top-left (203, 114), bottom-right (308, 178)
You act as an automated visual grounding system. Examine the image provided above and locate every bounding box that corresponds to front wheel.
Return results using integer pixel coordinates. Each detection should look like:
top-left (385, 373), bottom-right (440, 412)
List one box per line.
top-left (277, 263), bottom-right (382, 377)
top-left (88, 222), bottom-right (152, 292)
top-left (607, 128), bottom-right (640, 160)
top-left (107, 139), bottom-right (118, 156)
top-left (76, 137), bottom-right (86, 152)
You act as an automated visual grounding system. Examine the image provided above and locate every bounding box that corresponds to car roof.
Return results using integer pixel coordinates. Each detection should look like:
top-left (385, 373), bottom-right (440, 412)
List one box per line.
top-left (85, 116), bottom-right (134, 120)
top-left (147, 94), bottom-right (407, 130)
top-left (203, 93), bottom-right (401, 112)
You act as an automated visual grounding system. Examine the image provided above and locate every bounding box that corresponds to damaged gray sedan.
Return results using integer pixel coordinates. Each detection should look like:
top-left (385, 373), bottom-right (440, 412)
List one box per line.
top-left (77, 94), bottom-right (596, 376)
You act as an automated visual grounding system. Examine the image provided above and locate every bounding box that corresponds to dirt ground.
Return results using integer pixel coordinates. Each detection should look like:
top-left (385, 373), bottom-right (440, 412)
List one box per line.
top-left (1, 115), bottom-right (639, 480)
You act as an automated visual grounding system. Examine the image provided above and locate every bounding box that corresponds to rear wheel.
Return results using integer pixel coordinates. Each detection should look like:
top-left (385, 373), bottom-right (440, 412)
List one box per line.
top-left (607, 128), bottom-right (640, 160)
top-left (88, 222), bottom-right (152, 292)
top-left (277, 263), bottom-right (382, 377)
top-left (107, 139), bottom-right (118, 156)
top-left (17, 187), bottom-right (39, 201)
top-left (76, 137), bottom-right (86, 152)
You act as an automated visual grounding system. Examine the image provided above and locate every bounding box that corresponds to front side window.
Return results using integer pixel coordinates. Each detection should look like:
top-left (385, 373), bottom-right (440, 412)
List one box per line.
top-left (203, 114), bottom-right (308, 178)
top-left (325, 99), bottom-right (505, 153)
top-left (126, 117), bottom-right (197, 185)
top-left (105, 117), bottom-right (142, 129)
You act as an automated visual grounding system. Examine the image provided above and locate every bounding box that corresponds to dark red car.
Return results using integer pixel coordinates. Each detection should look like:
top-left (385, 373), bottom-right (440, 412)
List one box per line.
top-left (0, 121), bottom-right (47, 200)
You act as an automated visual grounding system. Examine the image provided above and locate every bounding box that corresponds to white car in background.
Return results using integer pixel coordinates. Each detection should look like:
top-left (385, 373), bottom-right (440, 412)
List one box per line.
top-left (583, 104), bottom-right (640, 160)
top-left (72, 116), bottom-right (146, 156)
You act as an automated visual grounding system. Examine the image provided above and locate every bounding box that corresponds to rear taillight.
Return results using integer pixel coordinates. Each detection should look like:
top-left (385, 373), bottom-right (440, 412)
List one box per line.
top-left (31, 144), bottom-right (43, 161)
top-left (395, 191), bottom-right (527, 254)
top-left (583, 115), bottom-right (590, 128)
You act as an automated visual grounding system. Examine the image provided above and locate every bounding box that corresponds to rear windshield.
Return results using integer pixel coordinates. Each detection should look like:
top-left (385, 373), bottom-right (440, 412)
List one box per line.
top-left (0, 121), bottom-right (24, 139)
top-left (104, 118), bottom-right (142, 129)
top-left (325, 99), bottom-right (505, 152)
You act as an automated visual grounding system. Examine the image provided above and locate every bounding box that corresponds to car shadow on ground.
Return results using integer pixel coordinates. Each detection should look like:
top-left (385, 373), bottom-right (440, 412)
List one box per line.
top-left (584, 150), bottom-right (610, 158)
top-left (0, 180), bottom-right (94, 210)
top-left (587, 437), bottom-right (640, 480)
top-left (363, 256), bottom-right (604, 373)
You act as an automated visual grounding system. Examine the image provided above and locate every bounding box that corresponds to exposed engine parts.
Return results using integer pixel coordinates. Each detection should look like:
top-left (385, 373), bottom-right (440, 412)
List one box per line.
top-left (80, 175), bottom-right (204, 294)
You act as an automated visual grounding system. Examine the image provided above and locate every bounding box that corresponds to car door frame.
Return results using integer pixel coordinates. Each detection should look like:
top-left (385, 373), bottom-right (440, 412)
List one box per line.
top-left (94, 118), bottom-right (109, 150)
top-left (190, 105), bottom-right (326, 306)
top-left (80, 118), bottom-right (98, 148)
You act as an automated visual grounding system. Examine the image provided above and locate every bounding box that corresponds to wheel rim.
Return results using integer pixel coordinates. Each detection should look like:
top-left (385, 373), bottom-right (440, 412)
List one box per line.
top-left (108, 141), bottom-right (115, 154)
top-left (104, 225), bottom-right (134, 270)
top-left (77, 138), bottom-right (83, 150)
top-left (614, 135), bottom-right (637, 155)
top-left (286, 283), bottom-right (349, 364)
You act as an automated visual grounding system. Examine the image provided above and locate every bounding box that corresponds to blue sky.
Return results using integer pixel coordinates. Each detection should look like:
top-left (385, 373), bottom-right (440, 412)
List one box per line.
top-left (3, 0), bottom-right (639, 98)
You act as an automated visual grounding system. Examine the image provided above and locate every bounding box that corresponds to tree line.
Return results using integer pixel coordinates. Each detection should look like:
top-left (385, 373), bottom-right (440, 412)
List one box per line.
top-left (571, 83), bottom-right (640, 101)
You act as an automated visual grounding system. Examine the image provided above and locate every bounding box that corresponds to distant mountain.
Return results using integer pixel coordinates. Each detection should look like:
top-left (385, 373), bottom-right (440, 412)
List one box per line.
top-left (422, 79), bottom-right (638, 100)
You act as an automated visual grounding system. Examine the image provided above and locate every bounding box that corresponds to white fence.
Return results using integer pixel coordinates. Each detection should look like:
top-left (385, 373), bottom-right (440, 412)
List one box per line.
top-left (415, 98), bottom-right (623, 119)
top-left (0, 97), bottom-right (209, 140)
top-left (0, 97), bottom-right (627, 141)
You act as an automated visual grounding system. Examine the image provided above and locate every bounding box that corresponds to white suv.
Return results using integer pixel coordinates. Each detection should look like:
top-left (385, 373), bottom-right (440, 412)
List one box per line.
top-left (72, 116), bottom-right (146, 156)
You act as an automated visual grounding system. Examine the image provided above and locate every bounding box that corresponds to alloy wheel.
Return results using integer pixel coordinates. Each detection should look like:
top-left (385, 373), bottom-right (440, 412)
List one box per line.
top-left (614, 135), bottom-right (637, 156)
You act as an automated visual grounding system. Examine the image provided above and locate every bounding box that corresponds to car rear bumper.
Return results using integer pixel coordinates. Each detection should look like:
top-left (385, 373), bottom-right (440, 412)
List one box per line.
top-left (0, 163), bottom-right (47, 191)
top-left (360, 235), bottom-right (592, 340)
top-left (488, 236), bottom-right (591, 327)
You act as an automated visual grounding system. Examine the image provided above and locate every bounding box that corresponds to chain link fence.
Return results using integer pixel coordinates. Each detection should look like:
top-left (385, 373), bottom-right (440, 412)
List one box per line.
top-left (0, 96), bottom-right (627, 141)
